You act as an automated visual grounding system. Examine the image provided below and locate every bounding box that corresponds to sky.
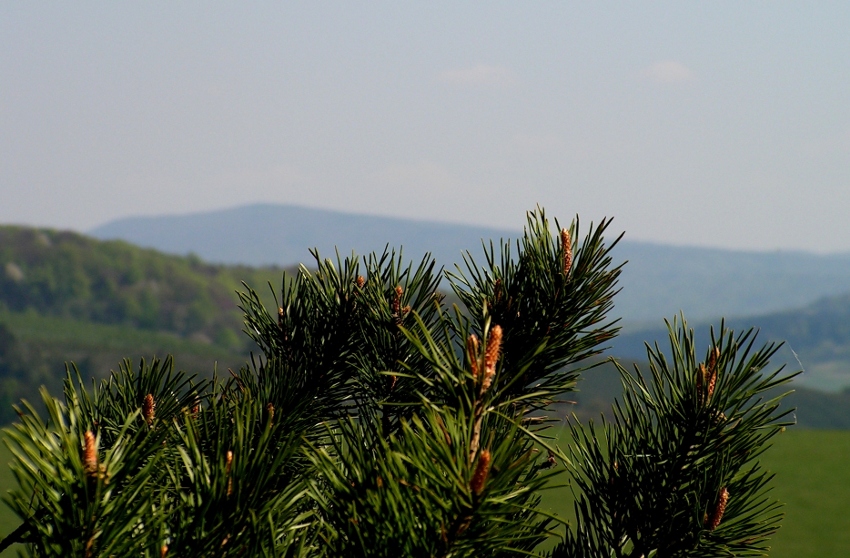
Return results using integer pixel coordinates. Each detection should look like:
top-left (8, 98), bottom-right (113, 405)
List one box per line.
top-left (2, 2), bottom-right (849, 252)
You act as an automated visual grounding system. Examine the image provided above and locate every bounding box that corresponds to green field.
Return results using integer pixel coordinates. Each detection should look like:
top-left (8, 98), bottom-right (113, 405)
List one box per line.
top-left (0, 441), bottom-right (20, 557)
top-left (536, 428), bottom-right (850, 557)
top-left (762, 430), bottom-right (850, 557)
top-left (0, 429), bottom-right (846, 556)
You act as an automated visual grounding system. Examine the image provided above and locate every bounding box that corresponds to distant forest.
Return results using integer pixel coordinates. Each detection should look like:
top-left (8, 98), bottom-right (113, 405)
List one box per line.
top-left (0, 226), bottom-right (288, 347)
top-left (0, 226), bottom-right (290, 422)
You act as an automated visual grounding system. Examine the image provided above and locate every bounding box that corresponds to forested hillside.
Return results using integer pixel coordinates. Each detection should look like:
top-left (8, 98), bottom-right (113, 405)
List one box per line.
top-left (567, 358), bottom-right (850, 429)
top-left (0, 226), bottom-right (291, 422)
top-left (610, 292), bottom-right (850, 392)
top-left (0, 226), bottom-right (286, 346)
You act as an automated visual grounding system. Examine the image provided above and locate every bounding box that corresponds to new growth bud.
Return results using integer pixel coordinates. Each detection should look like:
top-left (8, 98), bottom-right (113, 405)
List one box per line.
top-left (561, 228), bottom-right (573, 276)
top-left (226, 450), bottom-right (234, 497)
top-left (481, 325), bottom-right (502, 393)
top-left (707, 346), bottom-right (720, 398)
top-left (83, 430), bottom-right (98, 478)
top-left (143, 393), bottom-right (156, 427)
top-left (706, 487), bottom-right (729, 531)
top-left (393, 286), bottom-right (403, 314)
top-left (467, 334), bottom-right (480, 380)
top-left (470, 449), bottom-right (491, 496)
top-left (697, 346), bottom-right (721, 405)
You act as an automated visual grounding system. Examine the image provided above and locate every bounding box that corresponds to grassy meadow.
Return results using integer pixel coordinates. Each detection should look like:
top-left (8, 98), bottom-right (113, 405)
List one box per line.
top-left (762, 430), bottom-right (850, 557)
top-left (535, 428), bottom-right (850, 557)
top-left (0, 429), bottom-right (845, 556)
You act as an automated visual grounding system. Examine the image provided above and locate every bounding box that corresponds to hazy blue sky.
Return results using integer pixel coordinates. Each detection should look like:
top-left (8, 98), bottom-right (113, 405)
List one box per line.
top-left (2, 3), bottom-right (849, 251)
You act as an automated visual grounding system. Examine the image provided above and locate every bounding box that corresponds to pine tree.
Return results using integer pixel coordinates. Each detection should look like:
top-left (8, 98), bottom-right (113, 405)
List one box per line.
top-left (0, 209), bottom-right (795, 556)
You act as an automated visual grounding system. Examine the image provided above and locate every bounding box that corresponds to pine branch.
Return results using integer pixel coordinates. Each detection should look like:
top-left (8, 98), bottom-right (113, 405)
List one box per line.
top-left (0, 208), bottom-right (798, 557)
top-left (556, 317), bottom-right (798, 557)
top-left (0, 521), bottom-right (31, 552)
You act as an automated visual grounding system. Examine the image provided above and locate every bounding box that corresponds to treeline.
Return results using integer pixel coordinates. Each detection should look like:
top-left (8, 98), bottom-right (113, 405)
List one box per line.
top-left (0, 226), bottom-right (288, 349)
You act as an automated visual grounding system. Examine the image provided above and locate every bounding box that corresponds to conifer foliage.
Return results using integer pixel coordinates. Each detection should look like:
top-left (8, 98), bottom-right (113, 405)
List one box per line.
top-left (0, 209), bottom-right (795, 556)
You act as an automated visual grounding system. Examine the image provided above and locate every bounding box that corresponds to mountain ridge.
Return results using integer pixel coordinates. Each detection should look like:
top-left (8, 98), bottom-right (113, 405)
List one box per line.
top-left (90, 203), bottom-right (850, 324)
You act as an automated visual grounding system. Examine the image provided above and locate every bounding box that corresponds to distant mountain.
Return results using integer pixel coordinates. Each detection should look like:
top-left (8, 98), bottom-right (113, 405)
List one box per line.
top-left (90, 203), bottom-right (850, 324)
top-left (91, 204), bottom-right (509, 271)
top-left (609, 291), bottom-right (850, 392)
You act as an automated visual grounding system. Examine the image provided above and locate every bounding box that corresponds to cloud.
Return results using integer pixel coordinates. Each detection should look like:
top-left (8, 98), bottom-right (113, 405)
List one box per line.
top-left (644, 60), bottom-right (695, 84)
top-left (438, 65), bottom-right (516, 86)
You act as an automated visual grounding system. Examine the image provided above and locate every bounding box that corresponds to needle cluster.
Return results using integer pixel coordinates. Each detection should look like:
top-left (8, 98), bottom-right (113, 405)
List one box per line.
top-left (0, 209), bottom-right (795, 557)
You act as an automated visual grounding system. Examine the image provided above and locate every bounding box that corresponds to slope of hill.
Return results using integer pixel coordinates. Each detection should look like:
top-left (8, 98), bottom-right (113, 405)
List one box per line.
top-left (609, 292), bottom-right (850, 392)
top-left (568, 358), bottom-right (850, 429)
top-left (0, 226), bottom-right (296, 422)
top-left (0, 310), bottom-right (249, 424)
top-left (89, 203), bottom-right (850, 324)
top-left (0, 226), bottom-right (286, 346)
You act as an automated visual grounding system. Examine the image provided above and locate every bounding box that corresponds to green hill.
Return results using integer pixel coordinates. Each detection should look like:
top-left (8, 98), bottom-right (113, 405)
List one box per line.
top-left (0, 226), bottom-right (288, 344)
top-left (0, 226), bottom-right (293, 421)
top-left (566, 358), bottom-right (850, 430)
top-left (611, 292), bottom-right (850, 392)
top-left (0, 310), bottom-right (253, 422)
